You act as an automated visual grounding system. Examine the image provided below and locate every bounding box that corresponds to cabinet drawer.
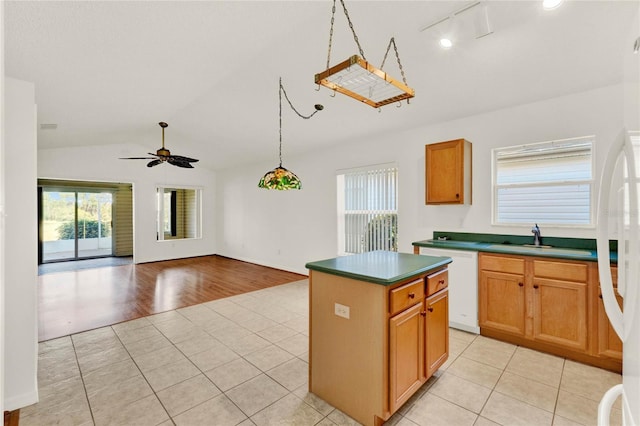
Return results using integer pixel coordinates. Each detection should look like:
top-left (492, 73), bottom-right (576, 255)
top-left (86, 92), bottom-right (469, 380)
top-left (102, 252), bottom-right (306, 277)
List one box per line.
top-left (390, 279), bottom-right (424, 315)
top-left (533, 260), bottom-right (588, 282)
top-left (426, 269), bottom-right (448, 297)
top-left (480, 254), bottom-right (525, 275)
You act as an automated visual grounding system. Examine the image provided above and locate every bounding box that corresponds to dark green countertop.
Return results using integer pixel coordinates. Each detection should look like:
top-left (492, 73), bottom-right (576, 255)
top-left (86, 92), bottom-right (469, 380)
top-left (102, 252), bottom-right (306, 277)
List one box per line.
top-left (305, 251), bottom-right (452, 286)
top-left (412, 231), bottom-right (617, 263)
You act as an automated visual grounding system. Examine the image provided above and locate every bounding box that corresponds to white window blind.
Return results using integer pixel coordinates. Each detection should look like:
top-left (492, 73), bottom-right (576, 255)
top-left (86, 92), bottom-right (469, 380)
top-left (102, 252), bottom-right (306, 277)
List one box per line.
top-left (337, 164), bottom-right (398, 255)
top-left (493, 136), bottom-right (594, 225)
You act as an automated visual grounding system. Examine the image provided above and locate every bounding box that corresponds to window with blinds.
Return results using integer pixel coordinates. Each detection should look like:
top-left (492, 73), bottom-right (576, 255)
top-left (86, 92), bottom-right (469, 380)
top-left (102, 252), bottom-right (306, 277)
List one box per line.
top-left (493, 136), bottom-right (594, 225)
top-left (337, 164), bottom-right (398, 255)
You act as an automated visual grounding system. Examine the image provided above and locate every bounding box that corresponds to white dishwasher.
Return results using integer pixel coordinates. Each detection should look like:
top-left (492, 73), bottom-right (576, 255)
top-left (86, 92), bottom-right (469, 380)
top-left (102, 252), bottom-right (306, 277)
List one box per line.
top-left (419, 247), bottom-right (479, 334)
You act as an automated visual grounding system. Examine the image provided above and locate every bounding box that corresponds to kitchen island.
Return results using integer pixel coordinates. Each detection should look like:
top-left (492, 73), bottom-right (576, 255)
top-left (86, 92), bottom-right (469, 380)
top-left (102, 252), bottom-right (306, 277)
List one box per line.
top-left (306, 251), bottom-right (452, 426)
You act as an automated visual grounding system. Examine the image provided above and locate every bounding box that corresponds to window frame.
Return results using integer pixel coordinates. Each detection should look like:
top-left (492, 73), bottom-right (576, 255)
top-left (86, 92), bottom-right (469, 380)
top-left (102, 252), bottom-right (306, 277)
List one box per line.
top-left (156, 185), bottom-right (203, 241)
top-left (491, 136), bottom-right (596, 228)
top-left (336, 162), bottom-right (398, 256)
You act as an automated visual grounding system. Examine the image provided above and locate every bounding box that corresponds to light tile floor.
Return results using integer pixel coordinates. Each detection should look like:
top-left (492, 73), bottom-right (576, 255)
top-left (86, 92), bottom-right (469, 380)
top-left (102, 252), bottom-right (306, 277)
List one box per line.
top-left (22, 279), bottom-right (622, 426)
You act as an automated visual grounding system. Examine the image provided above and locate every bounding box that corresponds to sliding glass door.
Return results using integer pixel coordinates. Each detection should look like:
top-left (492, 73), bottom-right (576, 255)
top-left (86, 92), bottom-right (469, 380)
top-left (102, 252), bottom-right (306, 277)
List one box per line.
top-left (41, 189), bottom-right (113, 262)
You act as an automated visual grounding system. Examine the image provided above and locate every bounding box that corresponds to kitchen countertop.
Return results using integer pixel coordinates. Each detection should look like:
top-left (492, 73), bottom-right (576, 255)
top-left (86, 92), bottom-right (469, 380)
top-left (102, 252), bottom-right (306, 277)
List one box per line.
top-left (305, 250), bottom-right (452, 286)
top-left (412, 231), bottom-right (617, 263)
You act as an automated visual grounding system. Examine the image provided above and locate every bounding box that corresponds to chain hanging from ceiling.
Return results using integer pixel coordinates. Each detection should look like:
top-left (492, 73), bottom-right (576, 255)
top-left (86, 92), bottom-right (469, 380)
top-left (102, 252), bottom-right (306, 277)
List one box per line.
top-left (315, 0), bottom-right (414, 109)
top-left (258, 78), bottom-right (324, 190)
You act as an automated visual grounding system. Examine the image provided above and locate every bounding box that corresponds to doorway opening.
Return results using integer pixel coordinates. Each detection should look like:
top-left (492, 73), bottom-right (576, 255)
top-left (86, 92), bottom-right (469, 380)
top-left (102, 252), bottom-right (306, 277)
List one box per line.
top-left (38, 180), bottom-right (133, 264)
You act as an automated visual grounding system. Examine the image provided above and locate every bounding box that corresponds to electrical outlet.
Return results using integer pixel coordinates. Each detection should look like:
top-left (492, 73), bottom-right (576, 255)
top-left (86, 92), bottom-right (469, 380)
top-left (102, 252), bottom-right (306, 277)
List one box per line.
top-left (334, 303), bottom-right (350, 319)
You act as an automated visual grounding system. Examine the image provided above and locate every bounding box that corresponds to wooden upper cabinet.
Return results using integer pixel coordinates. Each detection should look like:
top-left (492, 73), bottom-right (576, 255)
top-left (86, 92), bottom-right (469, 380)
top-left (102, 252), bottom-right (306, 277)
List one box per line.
top-left (425, 139), bottom-right (472, 205)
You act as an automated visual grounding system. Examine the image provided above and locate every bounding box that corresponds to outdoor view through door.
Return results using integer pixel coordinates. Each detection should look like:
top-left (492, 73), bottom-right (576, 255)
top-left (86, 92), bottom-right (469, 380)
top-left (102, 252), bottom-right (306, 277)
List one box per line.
top-left (41, 189), bottom-right (113, 262)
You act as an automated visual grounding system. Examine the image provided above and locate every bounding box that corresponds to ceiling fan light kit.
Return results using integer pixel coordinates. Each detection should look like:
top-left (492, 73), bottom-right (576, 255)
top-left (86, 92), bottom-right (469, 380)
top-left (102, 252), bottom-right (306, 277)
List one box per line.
top-left (315, 0), bottom-right (414, 108)
top-left (119, 122), bottom-right (199, 168)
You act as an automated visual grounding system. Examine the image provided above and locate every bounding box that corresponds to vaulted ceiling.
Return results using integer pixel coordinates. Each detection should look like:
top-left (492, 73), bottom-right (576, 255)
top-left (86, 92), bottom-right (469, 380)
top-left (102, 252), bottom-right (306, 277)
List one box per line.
top-left (5, 1), bottom-right (638, 170)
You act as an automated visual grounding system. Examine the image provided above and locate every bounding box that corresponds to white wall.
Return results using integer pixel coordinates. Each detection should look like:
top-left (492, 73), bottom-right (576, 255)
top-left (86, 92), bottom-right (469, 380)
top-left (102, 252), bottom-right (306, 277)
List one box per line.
top-left (38, 144), bottom-right (217, 264)
top-left (216, 84), bottom-right (624, 275)
top-left (4, 77), bottom-right (39, 410)
top-left (1, 1), bottom-right (6, 414)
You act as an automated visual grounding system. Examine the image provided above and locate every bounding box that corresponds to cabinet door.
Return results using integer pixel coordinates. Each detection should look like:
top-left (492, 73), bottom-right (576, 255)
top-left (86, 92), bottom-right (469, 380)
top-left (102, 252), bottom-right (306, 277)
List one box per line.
top-left (479, 270), bottom-right (526, 336)
top-left (532, 278), bottom-right (588, 352)
top-left (425, 290), bottom-right (449, 378)
top-left (389, 302), bottom-right (425, 412)
top-left (426, 139), bottom-right (467, 204)
top-left (597, 267), bottom-right (622, 359)
top-left (597, 289), bottom-right (623, 359)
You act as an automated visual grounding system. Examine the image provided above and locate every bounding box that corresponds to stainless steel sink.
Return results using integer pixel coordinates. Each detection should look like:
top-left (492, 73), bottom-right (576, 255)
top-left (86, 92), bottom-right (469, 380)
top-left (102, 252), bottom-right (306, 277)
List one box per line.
top-left (486, 244), bottom-right (592, 256)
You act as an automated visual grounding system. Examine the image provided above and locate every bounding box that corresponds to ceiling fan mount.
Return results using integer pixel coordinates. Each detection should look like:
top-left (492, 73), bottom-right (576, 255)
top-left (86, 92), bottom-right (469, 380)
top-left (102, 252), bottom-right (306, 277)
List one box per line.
top-left (120, 121), bottom-right (199, 168)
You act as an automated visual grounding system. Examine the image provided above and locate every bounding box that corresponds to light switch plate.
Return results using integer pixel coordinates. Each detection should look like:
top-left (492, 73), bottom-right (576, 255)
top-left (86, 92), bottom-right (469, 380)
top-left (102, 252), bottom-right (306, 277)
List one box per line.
top-left (334, 303), bottom-right (350, 319)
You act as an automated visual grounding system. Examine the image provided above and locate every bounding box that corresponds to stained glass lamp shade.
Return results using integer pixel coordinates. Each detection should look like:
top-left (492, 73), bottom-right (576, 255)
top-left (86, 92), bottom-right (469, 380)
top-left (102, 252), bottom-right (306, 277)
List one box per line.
top-left (258, 166), bottom-right (302, 190)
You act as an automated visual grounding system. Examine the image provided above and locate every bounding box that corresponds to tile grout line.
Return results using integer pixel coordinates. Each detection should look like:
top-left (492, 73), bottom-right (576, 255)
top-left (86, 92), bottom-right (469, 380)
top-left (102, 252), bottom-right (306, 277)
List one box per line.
top-left (478, 342), bottom-right (519, 426)
top-left (110, 321), bottom-right (176, 426)
top-left (552, 358), bottom-right (568, 424)
top-left (129, 296), bottom-right (322, 425)
top-left (70, 335), bottom-right (98, 426)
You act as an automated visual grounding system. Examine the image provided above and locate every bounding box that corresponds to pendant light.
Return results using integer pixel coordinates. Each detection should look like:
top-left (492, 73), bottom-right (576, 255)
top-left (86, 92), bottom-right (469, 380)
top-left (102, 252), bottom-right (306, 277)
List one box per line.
top-left (258, 78), bottom-right (323, 190)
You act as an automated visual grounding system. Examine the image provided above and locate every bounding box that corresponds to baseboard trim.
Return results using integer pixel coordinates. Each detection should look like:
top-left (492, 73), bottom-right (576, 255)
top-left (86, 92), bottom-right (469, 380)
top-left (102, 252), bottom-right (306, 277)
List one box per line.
top-left (3, 390), bottom-right (38, 413)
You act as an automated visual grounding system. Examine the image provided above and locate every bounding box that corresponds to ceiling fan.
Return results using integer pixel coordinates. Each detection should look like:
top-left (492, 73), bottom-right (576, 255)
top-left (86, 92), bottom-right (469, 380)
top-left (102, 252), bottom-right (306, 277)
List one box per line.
top-left (120, 122), bottom-right (199, 168)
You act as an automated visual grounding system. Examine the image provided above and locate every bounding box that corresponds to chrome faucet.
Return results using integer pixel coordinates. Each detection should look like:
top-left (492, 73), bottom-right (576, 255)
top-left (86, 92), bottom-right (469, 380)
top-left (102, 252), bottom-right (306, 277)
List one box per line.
top-left (532, 224), bottom-right (542, 246)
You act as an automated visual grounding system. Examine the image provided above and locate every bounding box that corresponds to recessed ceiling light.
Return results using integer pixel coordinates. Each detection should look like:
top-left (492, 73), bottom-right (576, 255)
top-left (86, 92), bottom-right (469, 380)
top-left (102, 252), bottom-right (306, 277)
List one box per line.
top-left (439, 38), bottom-right (453, 49)
top-left (542, 0), bottom-right (563, 10)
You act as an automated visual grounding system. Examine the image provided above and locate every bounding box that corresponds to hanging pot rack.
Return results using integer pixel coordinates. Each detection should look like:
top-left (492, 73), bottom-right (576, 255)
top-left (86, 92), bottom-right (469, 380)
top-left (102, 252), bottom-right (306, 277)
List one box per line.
top-left (314, 0), bottom-right (415, 108)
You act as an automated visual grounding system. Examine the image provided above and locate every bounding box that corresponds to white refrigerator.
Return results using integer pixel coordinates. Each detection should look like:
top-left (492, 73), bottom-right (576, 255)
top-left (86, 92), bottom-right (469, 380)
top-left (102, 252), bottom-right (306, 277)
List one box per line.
top-left (597, 6), bottom-right (639, 424)
top-left (597, 129), bottom-right (639, 426)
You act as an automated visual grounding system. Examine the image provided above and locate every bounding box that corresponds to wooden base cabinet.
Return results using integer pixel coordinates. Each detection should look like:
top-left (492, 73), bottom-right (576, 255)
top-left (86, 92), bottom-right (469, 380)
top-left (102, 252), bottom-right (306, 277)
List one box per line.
top-left (597, 267), bottom-right (623, 360)
top-left (310, 267), bottom-right (449, 426)
top-left (389, 302), bottom-right (424, 412)
top-left (532, 277), bottom-right (588, 351)
top-left (479, 270), bottom-right (526, 336)
top-left (425, 289), bottom-right (449, 378)
top-left (479, 252), bottom-right (621, 373)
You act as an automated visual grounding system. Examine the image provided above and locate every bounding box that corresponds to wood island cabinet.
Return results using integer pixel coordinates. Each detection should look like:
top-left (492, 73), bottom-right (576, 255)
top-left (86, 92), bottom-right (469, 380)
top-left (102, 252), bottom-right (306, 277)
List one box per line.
top-left (389, 301), bottom-right (424, 412)
top-left (307, 252), bottom-right (451, 426)
top-left (425, 138), bottom-right (472, 205)
top-left (479, 252), bottom-right (621, 373)
top-left (425, 289), bottom-right (449, 378)
top-left (389, 271), bottom-right (449, 412)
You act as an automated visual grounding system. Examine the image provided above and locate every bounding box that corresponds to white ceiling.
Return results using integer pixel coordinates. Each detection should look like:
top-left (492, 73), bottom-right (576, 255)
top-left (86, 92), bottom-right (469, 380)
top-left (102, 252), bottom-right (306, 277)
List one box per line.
top-left (5, 1), bottom-right (638, 171)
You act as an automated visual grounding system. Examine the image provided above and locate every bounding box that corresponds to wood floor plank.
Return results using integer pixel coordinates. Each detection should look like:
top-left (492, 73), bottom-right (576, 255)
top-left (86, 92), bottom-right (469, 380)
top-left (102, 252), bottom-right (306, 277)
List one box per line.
top-left (38, 255), bottom-right (307, 342)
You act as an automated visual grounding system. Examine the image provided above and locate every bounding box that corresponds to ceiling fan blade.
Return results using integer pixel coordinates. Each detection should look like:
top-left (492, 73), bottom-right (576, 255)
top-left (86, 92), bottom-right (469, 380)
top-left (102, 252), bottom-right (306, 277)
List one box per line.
top-left (120, 122), bottom-right (195, 168)
top-left (167, 157), bottom-right (194, 168)
top-left (169, 155), bottom-right (199, 163)
top-left (119, 156), bottom-right (157, 160)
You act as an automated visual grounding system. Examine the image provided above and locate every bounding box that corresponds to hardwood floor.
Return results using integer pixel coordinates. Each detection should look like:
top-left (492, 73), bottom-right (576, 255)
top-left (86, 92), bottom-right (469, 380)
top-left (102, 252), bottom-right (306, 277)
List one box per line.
top-left (37, 255), bottom-right (307, 342)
